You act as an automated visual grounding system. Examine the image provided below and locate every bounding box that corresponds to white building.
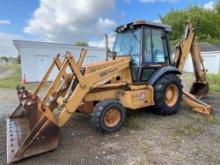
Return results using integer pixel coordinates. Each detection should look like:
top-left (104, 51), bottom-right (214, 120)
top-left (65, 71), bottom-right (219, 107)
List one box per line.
top-left (184, 51), bottom-right (220, 74)
top-left (13, 40), bottom-right (106, 82)
top-left (183, 42), bottom-right (220, 74)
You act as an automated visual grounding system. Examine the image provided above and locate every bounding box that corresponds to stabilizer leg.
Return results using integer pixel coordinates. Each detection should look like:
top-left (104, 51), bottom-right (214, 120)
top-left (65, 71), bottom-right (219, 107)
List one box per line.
top-left (183, 90), bottom-right (212, 115)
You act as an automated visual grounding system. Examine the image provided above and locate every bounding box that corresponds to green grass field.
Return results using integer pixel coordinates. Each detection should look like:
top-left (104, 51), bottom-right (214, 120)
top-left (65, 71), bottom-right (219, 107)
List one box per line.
top-left (207, 74), bottom-right (220, 93)
top-left (0, 65), bottom-right (21, 88)
top-left (0, 65), bottom-right (42, 90)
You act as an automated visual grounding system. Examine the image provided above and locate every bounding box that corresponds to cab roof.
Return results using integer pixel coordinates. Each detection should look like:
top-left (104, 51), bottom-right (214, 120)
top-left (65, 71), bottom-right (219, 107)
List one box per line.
top-left (115, 20), bottom-right (171, 33)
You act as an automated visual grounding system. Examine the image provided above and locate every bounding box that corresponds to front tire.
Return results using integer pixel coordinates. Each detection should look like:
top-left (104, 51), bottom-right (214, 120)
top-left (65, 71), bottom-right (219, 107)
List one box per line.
top-left (153, 74), bottom-right (183, 115)
top-left (91, 99), bottom-right (126, 133)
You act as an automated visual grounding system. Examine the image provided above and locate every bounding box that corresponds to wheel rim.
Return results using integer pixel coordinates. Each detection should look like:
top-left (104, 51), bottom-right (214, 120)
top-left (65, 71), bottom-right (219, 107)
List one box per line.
top-left (165, 84), bottom-right (179, 107)
top-left (104, 108), bottom-right (121, 128)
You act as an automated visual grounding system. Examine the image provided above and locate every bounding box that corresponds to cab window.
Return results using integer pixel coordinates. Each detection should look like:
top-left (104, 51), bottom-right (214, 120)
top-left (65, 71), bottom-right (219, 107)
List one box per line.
top-left (113, 27), bottom-right (141, 81)
top-left (144, 28), bottom-right (165, 63)
top-left (113, 27), bottom-right (141, 66)
top-left (143, 28), bottom-right (152, 63)
top-left (152, 29), bottom-right (165, 63)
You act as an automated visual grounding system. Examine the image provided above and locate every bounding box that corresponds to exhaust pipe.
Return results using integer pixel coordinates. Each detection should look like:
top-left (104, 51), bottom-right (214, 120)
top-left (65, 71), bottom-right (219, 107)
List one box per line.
top-left (105, 34), bottom-right (109, 61)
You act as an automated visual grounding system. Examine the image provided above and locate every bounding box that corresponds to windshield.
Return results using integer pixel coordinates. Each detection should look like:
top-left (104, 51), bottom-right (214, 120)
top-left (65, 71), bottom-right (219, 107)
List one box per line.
top-left (112, 27), bottom-right (141, 81)
top-left (112, 27), bottom-right (141, 57)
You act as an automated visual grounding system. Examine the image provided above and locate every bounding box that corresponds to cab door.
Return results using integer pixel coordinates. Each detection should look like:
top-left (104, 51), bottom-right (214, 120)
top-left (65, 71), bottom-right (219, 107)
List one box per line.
top-left (139, 27), bottom-right (170, 82)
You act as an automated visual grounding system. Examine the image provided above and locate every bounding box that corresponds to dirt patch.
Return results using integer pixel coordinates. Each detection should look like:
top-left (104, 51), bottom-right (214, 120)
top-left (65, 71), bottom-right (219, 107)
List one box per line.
top-left (0, 89), bottom-right (219, 165)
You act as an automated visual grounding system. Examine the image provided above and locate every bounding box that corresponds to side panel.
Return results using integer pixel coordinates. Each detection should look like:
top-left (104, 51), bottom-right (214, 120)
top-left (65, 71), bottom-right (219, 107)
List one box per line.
top-left (84, 85), bottom-right (155, 110)
top-left (84, 89), bottom-right (123, 101)
top-left (119, 86), bottom-right (154, 109)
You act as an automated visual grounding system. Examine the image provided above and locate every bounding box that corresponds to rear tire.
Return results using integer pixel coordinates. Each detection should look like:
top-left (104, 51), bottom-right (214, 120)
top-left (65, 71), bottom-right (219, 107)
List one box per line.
top-left (153, 74), bottom-right (183, 115)
top-left (91, 99), bottom-right (126, 133)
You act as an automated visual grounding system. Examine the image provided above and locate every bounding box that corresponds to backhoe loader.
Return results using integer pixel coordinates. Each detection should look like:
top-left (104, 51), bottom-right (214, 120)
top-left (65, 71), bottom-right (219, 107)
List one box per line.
top-left (6, 20), bottom-right (212, 163)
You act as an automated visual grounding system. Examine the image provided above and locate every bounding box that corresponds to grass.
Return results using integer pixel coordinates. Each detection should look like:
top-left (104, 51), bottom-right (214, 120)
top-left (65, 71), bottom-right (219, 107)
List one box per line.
top-left (183, 72), bottom-right (220, 93)
top-left (125, 113), bottom-right (147, 130)
top-left (206, 115), bottom-right (220, 125)
top-left (172, 122), bottom-right (206, 137)
top-left (140, 142), bottom-right (153, 154)
top-left (206, 74), bottom-right (220, 93)
top-left (0, 64), bottom-right (39, 90)
top-left (0, 64), bottom-right (21, 88)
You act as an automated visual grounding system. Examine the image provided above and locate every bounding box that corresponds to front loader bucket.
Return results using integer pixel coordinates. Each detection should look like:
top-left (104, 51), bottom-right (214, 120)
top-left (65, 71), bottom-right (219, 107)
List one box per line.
top-left (190, 82), bottom-right (209, 98)
top-left (6, 87), bottom-right (59, 163)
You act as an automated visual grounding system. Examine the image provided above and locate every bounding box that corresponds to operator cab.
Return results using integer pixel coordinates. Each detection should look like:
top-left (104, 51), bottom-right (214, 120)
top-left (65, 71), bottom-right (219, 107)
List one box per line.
top-left (112, 20), bottom-right (172, 83)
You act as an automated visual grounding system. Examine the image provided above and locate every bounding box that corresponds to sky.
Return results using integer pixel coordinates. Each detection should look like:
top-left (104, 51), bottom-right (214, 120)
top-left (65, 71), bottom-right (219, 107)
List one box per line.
top-left (0, 0), bottom-right (217, 57)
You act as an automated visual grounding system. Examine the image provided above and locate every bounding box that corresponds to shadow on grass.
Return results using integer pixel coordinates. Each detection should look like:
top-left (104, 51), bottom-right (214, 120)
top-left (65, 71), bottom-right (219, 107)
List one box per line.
top-left (125, 107), bottom-right (154, 130)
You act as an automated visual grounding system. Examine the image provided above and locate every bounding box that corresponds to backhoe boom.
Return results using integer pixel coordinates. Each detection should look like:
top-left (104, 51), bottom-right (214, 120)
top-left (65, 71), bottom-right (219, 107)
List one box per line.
top-left (173, 21), bottom-right (209, 98)
top-left (172, 20), bottom-right (211, 114)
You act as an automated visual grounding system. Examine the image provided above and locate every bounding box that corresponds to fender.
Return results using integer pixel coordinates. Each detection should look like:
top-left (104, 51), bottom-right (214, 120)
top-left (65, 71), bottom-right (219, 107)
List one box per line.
top-left (147, 66), bottom-right (181, 85)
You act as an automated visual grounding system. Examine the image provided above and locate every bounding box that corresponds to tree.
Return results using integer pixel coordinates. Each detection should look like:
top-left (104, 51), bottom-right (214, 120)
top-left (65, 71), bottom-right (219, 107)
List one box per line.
top-left (74, 41), bottom-right (89, 47)
top-left (160, 1), bottom-right (220, 45)
top-left (17, 55), bottom-right (21, 64)
top-left (1, 56), bottom-right (8, 64)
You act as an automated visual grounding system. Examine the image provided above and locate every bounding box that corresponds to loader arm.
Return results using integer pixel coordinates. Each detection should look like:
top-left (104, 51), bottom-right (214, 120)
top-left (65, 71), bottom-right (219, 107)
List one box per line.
top-left (6, 51), bottom-right (130, 163)
top-left (56, 56), bottom-right (130, 126)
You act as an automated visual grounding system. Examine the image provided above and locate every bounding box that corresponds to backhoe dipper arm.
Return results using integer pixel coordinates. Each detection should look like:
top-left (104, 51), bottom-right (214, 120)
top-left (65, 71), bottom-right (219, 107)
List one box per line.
top-left (173, 21), bottom-right (208, 83)
top-left (173, 22), bottom-right (195, 72)
top-left (172, 21), bottom-right (211, 114)
top-left (172, 21), bottom-right (209, 97)
top-left (190, 37), bottom-right (207, 83)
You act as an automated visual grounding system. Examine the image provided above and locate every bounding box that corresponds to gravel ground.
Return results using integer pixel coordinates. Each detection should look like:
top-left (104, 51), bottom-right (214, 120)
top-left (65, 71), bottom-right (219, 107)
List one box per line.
top-left (0, 88), bottom-right (220, 165)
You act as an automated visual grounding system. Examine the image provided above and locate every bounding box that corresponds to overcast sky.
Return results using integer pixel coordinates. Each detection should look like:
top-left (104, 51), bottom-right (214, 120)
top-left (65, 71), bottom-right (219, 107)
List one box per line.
top-left (0, 0), bottom-right (217, 57)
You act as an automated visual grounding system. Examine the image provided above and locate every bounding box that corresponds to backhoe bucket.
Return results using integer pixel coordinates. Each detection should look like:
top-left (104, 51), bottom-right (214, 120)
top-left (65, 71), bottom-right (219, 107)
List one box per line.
top-left (6, 86), bottom-right (59, 163)
top-left (190, 82), bottom-right (209, 98)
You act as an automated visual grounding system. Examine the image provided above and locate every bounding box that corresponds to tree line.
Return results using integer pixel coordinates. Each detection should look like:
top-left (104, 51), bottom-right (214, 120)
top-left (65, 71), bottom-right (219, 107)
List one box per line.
top-left (0, 55), bottom-right (20, 64)
top-left (160, 1), bottom-right (220, 45)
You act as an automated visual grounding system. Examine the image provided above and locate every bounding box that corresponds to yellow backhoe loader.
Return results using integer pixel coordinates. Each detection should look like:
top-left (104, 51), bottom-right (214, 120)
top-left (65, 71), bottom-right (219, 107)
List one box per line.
top-left (6, 20), bottom-right (212, 163)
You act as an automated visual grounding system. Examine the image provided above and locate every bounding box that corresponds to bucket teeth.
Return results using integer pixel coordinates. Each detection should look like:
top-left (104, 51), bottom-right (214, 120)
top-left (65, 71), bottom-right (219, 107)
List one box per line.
top-left (16, 86), bottom-right (32, 103)
top-left (7, 117), bottom-right (59, 163)
top-left (7, 88), bottom-right (59, 163)
top-left (16, 85), bottom-right (25, 94)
